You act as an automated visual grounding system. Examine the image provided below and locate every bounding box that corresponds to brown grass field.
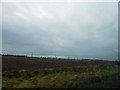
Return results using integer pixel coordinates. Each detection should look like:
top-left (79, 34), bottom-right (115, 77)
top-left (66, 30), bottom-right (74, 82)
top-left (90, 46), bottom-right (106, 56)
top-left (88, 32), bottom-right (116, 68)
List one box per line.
top-left (2, 55), bottom-right (120, 88)
top-left (2, 55), bottom-right (115, 71)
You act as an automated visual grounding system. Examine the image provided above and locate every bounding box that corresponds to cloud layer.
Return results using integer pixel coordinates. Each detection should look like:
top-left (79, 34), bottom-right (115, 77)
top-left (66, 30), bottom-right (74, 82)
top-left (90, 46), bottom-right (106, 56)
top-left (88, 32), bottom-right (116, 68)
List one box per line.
top-left (2, 2), bottom-right (118, 60)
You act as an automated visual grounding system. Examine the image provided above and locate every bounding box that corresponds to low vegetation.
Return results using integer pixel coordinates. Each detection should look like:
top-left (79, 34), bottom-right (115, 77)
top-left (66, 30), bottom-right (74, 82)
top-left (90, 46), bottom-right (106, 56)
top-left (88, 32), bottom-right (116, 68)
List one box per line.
top-left (3, 62), bottom-right (120, 88)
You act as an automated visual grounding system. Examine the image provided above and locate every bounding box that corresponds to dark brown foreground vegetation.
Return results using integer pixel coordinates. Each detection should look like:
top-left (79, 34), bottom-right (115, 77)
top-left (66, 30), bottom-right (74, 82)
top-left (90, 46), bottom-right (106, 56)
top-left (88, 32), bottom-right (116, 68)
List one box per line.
top-left (2, 55), bottom-right (120, 88)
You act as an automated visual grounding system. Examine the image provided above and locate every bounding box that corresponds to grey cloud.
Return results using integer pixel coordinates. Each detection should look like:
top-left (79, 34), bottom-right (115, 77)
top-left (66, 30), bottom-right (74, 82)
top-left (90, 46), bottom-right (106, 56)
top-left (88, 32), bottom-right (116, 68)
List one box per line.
top-left (2, 2), bottom-right (118, 60)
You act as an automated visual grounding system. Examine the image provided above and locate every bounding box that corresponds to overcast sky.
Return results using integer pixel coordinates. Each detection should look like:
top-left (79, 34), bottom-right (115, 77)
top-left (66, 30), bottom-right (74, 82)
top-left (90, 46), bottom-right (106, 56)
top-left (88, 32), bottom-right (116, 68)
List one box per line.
top-left (2, 2), bottom-right (118, 60)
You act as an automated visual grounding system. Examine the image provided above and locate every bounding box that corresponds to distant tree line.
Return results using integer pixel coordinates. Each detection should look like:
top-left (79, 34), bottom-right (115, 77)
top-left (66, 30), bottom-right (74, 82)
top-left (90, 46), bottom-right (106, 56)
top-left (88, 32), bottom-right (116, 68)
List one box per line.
top-left (2, 54), bottom-right (28, 57)
top-left (1, 54), bottom-right (120, 63)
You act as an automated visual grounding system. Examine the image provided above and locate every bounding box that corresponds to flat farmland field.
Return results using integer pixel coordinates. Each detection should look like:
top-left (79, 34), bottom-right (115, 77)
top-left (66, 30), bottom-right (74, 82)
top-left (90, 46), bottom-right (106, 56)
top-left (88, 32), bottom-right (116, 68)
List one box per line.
top-left (2, 55), bottom-right (120, 88)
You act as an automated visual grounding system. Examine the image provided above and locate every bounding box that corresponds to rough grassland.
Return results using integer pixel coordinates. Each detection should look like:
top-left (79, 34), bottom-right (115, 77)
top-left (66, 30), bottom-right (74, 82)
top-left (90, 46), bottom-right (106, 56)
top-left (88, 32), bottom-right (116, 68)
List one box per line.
top-left (2, 56), bottom-right (120, 88)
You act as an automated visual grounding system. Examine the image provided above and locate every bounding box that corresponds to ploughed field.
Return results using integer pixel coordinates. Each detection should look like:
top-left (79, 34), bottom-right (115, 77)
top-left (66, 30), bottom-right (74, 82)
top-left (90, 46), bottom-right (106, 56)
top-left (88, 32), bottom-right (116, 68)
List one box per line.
top-left (2, 55), bottom-right (120, 88)
top-left (2, 56), bottom-right (115, 70)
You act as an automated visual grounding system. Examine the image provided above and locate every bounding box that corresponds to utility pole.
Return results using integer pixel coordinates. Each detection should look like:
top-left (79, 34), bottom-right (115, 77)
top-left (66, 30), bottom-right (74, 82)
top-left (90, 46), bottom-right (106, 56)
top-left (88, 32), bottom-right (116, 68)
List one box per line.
top-left (31, 52), bottom-right (33, 57)
top-left (55, 54), bottom-right (57, 59)
top-left (68, 56), bottom-right (69, 59)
